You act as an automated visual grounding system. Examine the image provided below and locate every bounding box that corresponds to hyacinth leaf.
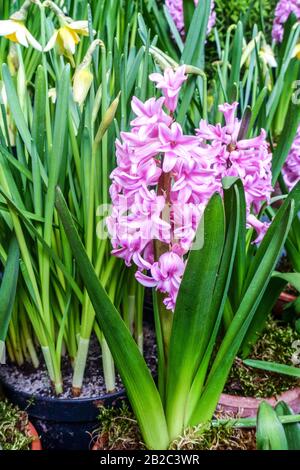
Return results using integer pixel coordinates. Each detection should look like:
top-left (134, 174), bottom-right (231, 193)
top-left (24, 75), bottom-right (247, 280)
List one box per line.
top-left (256, 402), bottom-right (288, 450)
top-left (242, 182), bottom-right (300, 294)
top-left (273, 272), bottom-right (300, 293)
top-left (240, 276), bottom-right (287, 358)
top-left (272, 101), bottom-right (300, 185)
top-left (243, 360), bottom-right (300, 378)
top-left (55, 187), bottom-right (169, 450)
top-left (185, 179), bottom-right (242, 423)
top-left (0, 237), bottom-right (19, 346)
top-left (275, 402), bottom-right (300, 450)
top-left (188, 199), bottom-right (294, 426)
top-left (165, 192), bottom-right (225, 440)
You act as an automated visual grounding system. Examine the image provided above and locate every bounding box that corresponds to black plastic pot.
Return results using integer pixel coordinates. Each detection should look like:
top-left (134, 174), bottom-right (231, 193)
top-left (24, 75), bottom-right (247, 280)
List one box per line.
top-left (1, 380), bottom-right (126, 450)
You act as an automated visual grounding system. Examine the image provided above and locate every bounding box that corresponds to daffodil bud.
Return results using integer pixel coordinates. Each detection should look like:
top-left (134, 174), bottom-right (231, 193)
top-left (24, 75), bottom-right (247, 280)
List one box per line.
top-left (73, 40), bottom-right (102, 106)
top-left (48, 88), bottom-right (57, 104)
top-left (73, 68), bottom-right (94, 106)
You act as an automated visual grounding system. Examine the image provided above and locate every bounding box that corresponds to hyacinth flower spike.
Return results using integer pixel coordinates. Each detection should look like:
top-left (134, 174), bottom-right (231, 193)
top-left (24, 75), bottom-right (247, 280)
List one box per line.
top-left (0, 0), bottom-right (42, 51)
top-left (108, 66), bottom-right (274, 312)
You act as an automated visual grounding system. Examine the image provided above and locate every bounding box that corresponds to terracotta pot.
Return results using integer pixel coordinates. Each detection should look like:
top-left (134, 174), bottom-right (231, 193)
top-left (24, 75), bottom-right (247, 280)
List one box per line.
top-left (27, 422), bottom-right (42, 450)
top-left (217, 387), bottom-right (300, 419)
top-left (274, 292), bottom-right (298, 315)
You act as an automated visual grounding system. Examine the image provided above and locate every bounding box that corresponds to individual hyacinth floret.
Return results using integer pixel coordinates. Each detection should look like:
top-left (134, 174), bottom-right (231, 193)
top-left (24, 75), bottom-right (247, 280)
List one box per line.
top-left (107, 66), bottom-right (273, 311)
top-left (165, 0), bottom-right (216, 36)
top-left (282, 125), bottom-right (300, 190)
top-left (272, 0), bottom-right (300, 43)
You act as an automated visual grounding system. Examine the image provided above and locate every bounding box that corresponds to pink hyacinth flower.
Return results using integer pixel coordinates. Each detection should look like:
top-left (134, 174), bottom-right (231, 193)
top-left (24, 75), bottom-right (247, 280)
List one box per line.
top-left (282, 125), bottom-right (300, 190)
top-left (136, 251), bottom-right (185, 310)
top-left (149, 65), bottom-right (187, 112)
top-left (165, 0), bottom-right (216, 36)
top-left (272, 0), bottom-right (300, 43)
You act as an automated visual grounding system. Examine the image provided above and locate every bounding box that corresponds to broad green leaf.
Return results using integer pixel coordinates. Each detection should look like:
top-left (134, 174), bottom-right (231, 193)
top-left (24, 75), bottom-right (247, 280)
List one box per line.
top-left (256, 401), bottom-right (288, 450)
top-left (186, 179), bottom-right (242, 424)
top-left (166, 193), bottom-right (225, 440)
top-left (275, 401), bottom-right (300, 450)
top-left (55, 187), bottom-right (169, 450)
top-left (189, 200), bottom-right (294, 426)
top-left (273, 272), bottom-right (300, 293)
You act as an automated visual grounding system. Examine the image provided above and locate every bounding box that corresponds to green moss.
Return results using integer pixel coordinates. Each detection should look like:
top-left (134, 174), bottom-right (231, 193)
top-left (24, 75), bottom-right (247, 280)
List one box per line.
top-left (92, 403), bottom-right (144, 450)
top-left (0, 400), bottom-right (32, 450)
top-left (170, 420), bottom-right (256, 450)
top-left (225, 318), bottom-right (300, 398)
top-left (94, 404), bottom-right (255, 450)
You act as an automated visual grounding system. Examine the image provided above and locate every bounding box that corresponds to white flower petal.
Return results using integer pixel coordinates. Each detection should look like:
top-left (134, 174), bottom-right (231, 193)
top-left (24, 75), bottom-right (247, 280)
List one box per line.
top-left (44, 30), bottom-right (58, 52)
top-left (68, 20), bottom-right (89, 32)
top-left (15, 27), bottom-right (29, 47)
top-left (0, 20), bottom-right (18, 37)
top-left (26, 30), bottom-right (42, 51)
top-left (60, 29), bottom-right (76, 54)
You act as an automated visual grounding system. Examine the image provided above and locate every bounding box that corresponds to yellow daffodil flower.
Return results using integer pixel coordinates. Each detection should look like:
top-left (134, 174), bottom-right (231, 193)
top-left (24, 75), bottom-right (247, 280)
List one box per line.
top-left (0, 0), bottom-right (42, 50)
top-left (44, 1), bottom-right (90, 66)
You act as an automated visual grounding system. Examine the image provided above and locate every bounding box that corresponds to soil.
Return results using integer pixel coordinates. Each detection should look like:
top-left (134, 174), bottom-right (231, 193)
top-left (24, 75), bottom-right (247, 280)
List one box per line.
top-left (225, 318), bottom-right (300, 398)
top-left (0, 324), bottom-right (157, 400)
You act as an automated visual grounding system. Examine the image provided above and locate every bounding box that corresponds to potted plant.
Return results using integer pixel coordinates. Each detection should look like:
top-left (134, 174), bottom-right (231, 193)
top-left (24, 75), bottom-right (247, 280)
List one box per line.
top-left (0, 399), bottom-right (41, 450)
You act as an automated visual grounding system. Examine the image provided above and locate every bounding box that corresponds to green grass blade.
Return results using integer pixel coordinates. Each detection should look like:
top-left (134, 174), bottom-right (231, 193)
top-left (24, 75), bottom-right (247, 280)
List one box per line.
top-left (0, 237), bottom-right (19, 343)
top-left (243, 359), bottom-right (300, 378)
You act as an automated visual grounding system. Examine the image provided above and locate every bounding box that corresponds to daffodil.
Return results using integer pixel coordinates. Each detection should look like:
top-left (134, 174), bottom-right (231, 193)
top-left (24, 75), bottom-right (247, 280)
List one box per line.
top-left (259, 45), bottom-right (277, 68)
top-left (0, 0), bottom-right (42, 51)
top-left (44, 1), bottom-right (90, 66)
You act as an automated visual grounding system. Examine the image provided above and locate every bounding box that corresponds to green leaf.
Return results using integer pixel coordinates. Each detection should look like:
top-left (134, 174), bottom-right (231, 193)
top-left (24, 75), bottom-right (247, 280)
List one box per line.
top-left (166, 193), bottom-right (225, 440)
top-left (55, 187), bottom-right (169, 450)
top-left (189, 199), bottom-right (295, 426)
top-left (185, 179), bottom-right (242, 424)
top-left (256, 401), bottom-right (288, 450)
top-left (273, 272), bottom-right (300, 293)
top-left (228, 22), bottom-right (243, 102)
top-left (272, 101), bottom-right (300, 185)
top-left (0, 237), bottom-right (19, 343)
top-left (275, 401), bottom-right (300, 450)
top-left (244, 359), bottom-right (300, 378)
top-left (240, 277), bottom-right (287, 358)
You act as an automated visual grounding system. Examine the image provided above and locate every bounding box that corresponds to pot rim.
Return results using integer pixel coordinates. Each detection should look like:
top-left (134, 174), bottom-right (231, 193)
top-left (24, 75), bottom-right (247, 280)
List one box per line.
top-left (27, 422), bottom-right (42, 451)
top-left (0, 375), bottom-right (126, 405)
top-left (219, 386), bottom-right (300, 410)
